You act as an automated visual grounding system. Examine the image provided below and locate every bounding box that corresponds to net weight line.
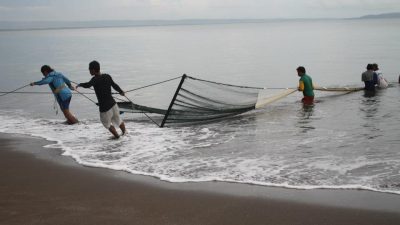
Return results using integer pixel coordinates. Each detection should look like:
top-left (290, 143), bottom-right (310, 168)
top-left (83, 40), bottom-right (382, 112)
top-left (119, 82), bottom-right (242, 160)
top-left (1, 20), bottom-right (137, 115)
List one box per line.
top-left (122, 95), bottom-right (162, 127)
top-left (0, 91), bottom-right (98, 95)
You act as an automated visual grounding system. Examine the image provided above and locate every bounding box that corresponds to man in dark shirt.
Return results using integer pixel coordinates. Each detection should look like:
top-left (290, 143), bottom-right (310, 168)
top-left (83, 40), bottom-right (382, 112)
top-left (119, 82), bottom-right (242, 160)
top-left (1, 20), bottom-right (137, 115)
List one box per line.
top-left (361, 64), bottom-right (377, 91)
top-left (77, 60), bottom-right (126, 139)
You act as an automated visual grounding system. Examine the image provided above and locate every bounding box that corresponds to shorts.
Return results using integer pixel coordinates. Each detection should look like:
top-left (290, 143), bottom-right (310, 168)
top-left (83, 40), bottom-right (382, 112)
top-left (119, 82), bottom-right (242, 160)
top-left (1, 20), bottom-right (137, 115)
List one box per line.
top-left (302, 96), bottom-right (314, 105)
top-left (56, 96), bottom-right (71, 110)
top-left (100, 104), bottom-right (123, 129)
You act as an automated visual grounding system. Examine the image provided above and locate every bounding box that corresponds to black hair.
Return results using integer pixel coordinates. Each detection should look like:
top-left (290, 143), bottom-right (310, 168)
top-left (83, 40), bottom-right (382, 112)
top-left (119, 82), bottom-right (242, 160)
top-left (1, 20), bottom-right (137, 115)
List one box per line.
top-left (296, 66), bottom-right (306, 73)
top-left (366, 64), bottom-right (374, 70)
top-left (40, 65), bottom-right (54, 74)
top-left (89, 60), bottom-right (100, 72)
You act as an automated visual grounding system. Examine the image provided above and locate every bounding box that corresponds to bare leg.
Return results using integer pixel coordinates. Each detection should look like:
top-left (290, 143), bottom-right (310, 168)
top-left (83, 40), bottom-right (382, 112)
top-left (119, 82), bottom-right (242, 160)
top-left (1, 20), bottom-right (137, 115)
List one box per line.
top-left (119, 122), bottom-right (126, 135)
top-left (109, 126), bottom-right (120, 139)
top-left (62, 109), bottom-right (79, 125)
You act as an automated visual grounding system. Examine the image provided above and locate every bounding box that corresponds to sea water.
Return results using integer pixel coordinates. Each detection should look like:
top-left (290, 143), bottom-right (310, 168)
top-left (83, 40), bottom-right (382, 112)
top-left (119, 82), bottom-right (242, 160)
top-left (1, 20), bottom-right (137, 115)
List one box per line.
top-left (0, 19), bottom-right (400, 194)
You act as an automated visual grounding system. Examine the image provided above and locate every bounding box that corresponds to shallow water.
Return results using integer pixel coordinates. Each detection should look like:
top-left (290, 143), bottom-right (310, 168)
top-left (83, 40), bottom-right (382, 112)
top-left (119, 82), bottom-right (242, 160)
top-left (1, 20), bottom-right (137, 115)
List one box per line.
top-left (0, 19), bottom-right (400, 194)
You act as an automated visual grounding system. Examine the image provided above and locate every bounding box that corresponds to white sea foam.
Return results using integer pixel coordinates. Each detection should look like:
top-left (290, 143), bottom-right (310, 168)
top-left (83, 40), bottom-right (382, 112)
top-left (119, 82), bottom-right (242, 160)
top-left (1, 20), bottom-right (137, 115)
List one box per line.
top-left (1, 110), bottom-right (400, 195)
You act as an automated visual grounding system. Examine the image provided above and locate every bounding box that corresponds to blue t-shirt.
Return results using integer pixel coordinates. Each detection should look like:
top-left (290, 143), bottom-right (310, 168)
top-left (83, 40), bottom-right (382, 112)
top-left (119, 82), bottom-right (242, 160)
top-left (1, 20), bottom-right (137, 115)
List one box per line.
top-left (34, 71), bottom-right (72, 101)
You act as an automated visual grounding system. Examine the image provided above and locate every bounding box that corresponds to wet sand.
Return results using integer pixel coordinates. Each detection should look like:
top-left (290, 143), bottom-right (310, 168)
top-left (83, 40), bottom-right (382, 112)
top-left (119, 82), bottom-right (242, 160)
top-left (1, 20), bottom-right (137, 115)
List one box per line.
top-left (1, 133), bottom-right (400, 225)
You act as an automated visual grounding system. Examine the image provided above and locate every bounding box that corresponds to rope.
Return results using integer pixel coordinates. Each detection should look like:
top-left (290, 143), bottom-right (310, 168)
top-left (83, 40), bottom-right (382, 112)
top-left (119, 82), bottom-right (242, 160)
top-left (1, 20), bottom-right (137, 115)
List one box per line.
top-left (0, 91), bottom-right (97, 94)
top-left (71, 81), bottom-right (160, 126)
top-left (113, 96), bottom-right (125, 102)
top-left (71, 80), bottom-right (122, 95)
top-left (0, 81), bottom-right (163, 127)
top-left (263, 87), bottom-right (296, 90)
top-left (187, 76), bottom-right (265, 90)
top-left (0, 84), bottom-right (30, 97)
top-left (122, 95), bottom-right (161, 127)
top-left (53, 97), bottom-right (59, 115)
top-left (124, 76), bottom-right (182, 93)
top-left (74, 88), bottom-right (98, 104)
top-left (71, 76), bottom-right (181, 95)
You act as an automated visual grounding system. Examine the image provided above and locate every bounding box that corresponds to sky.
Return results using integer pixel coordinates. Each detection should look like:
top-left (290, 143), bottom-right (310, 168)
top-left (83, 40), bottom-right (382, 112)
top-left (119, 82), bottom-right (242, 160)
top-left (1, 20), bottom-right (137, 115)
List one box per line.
top-left (0, 0), bottom-right (399, 21)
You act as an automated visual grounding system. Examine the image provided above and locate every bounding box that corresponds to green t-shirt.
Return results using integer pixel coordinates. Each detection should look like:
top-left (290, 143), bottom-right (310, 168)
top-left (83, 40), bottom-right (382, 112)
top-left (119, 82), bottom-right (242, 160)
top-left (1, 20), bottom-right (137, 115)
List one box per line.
top-left (299, 74), bottom-right (314, 97)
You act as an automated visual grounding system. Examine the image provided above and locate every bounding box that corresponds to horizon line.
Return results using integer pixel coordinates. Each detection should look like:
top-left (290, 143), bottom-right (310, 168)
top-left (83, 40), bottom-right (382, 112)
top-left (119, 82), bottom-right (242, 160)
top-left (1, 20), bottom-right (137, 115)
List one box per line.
top-left (0, 16), bottom-right (397, 32)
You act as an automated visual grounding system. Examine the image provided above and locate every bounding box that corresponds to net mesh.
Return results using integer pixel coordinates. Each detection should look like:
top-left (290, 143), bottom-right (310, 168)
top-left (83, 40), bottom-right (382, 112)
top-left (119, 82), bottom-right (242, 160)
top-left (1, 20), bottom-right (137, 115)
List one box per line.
top-left (118, 75), bottom-right (262, 127)
top-left (163, 76), bottom-right (261, 126)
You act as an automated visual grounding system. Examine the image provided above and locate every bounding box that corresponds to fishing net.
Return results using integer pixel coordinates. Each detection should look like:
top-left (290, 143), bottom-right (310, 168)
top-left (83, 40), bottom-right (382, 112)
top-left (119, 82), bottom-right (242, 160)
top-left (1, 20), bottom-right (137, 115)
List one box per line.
top-left (1, 74), bottom-right (363, 128)
top-left (118, 75), bottom-right (262, 127)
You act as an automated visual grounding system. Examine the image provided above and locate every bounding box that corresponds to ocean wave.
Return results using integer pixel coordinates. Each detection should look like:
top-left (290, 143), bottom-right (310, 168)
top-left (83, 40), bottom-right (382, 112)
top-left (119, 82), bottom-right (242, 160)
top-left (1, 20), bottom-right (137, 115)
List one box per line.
top-left (1, 110), bottom-right (400, 195)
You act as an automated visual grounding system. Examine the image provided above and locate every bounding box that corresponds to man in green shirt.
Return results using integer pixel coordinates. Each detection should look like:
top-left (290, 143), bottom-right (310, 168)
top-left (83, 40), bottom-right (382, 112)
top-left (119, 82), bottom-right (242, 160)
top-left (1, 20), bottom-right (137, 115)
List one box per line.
top-left (296, 66), bottom-right (314, 105)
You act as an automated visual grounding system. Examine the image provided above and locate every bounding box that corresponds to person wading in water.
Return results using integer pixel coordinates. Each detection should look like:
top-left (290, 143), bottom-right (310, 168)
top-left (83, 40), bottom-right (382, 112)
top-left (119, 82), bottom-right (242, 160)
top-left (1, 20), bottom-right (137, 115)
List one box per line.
top-left (296, 66), bottom-right (315, 105)
top-left (76, 61), bottom-right (126, 139)
top-left (30, 65), bottom-right (79, 124)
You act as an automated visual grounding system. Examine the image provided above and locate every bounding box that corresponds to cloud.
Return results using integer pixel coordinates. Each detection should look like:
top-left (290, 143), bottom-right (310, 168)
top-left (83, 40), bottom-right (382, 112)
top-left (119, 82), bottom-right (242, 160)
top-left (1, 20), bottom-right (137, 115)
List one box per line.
top-left (0, 6), bottom-right (11, 11)
top-left (0, 0), bottom-right (50, 8)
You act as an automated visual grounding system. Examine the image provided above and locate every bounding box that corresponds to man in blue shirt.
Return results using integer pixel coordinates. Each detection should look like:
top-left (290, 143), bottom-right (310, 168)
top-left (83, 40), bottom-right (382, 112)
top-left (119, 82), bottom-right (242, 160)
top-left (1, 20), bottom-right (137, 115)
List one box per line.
top-left (30, 65), bottom-right (79, 124)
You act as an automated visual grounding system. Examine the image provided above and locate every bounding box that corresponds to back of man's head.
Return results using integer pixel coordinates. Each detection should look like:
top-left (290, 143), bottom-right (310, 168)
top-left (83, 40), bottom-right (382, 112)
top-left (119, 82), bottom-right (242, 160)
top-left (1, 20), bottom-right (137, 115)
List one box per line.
top-left (89, 60), bottom-right (100, 72)
top-left (41, 65), bottom-right (53, 74)
top-left (296, 66), bottom-right (306, 74)
top-left (372, 63), bottom-right (379, 71)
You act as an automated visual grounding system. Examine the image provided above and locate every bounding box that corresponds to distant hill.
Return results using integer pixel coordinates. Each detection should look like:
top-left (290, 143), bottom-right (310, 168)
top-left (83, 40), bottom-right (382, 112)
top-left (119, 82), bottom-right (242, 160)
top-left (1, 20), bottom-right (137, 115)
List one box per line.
top-left (359, 12), bottom-right (400, 19)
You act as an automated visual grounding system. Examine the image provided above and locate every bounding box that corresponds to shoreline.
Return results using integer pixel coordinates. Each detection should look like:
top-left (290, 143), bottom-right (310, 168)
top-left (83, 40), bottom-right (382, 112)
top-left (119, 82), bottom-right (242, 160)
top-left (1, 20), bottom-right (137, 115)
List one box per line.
top-left (1, 132), bottom-right (400, 224)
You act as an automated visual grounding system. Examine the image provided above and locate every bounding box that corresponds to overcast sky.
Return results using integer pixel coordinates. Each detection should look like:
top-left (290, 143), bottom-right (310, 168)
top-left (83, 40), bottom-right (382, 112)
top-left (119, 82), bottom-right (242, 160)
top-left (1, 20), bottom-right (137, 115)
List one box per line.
top-left (0, 0), bottom-right (399, 21)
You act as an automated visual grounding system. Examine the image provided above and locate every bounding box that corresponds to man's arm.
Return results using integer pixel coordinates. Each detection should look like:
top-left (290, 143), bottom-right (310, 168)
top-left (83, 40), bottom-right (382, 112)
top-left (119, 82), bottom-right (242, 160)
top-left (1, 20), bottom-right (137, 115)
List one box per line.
top-left (77, 79), bottom-right (94, 89)
top-left (31, 76), bottom-right (53, 86)
top-left (109, 75), bottom-right (124, 95)
top-left (373, 73), bottom-right (378, 85)
top-left (61, 74), bottom-right (73, 89)
top-left (298, 80), bottom-right (304, 91)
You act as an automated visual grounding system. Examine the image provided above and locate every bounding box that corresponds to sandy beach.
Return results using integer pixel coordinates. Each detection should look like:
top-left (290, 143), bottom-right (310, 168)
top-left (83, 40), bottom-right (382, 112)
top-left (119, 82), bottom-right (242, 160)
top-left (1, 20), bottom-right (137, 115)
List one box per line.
top-left (1, 133), bottom-right (400, 225)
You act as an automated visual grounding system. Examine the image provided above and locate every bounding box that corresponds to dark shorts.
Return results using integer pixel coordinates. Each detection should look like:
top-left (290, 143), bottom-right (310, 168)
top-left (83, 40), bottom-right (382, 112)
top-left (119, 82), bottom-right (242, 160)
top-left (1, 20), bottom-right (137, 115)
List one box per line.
top-left (56, 96), bottom-right (71, 110)
top-left (302, 96), bottom-right (314, 105)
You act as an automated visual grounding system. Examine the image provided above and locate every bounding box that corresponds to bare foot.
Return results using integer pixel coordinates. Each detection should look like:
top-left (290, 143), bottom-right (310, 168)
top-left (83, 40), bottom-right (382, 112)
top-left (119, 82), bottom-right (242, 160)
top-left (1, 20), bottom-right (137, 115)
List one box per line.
top-left (109, 135), bottom-right (120, 140)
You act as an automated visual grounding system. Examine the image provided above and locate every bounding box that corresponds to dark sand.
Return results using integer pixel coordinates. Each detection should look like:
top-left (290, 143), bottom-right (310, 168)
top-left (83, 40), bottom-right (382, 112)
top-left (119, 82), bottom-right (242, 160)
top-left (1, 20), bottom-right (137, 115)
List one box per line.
top-left (1, 133), bottom-right (400, 225)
